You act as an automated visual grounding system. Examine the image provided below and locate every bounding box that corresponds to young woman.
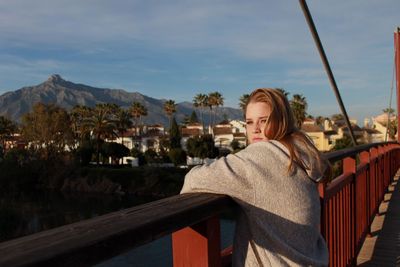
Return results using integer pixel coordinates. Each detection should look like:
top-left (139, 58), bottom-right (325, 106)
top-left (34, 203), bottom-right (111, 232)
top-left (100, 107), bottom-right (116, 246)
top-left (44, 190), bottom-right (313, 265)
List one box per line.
top-left (181, 88), bottom-right (329, 266)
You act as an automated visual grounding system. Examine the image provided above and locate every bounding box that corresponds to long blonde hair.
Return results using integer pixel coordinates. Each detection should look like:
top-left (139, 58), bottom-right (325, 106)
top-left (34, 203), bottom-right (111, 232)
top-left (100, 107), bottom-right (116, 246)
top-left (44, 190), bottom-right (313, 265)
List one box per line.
top-left (246, 88), bottom-right (329, 179)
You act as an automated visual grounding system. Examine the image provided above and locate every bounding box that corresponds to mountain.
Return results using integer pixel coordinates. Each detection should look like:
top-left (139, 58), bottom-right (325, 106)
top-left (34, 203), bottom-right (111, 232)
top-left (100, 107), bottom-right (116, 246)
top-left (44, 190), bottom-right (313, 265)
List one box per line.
top-left (0, 74), bottom-right (244, 125)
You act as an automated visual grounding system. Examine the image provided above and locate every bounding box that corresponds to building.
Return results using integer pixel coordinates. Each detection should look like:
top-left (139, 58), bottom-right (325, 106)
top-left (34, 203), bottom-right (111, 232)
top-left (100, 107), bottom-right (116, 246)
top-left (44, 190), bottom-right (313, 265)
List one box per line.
top-left (180, 123), bottom-right (203, 150)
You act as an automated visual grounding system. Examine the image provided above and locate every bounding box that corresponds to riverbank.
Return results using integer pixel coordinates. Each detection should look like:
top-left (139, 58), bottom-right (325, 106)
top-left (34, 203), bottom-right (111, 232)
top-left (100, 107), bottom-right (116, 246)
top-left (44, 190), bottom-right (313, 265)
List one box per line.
top-left (62, 166), bottom-right (188, 197)
top-left (0, 155), bottom-right (188, 197)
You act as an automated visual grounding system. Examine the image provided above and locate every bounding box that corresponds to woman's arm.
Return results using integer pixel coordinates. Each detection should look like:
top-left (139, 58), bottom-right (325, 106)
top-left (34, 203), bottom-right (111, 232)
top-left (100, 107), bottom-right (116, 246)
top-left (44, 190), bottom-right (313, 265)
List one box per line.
top-left (181, 148), bottom-right (256, 204)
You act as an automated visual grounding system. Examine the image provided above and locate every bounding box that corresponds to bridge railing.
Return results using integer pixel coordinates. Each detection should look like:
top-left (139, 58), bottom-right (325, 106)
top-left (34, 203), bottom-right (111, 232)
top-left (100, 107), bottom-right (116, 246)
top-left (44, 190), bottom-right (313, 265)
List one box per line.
top-left (319, 142), bottom-right (400, 266)
top-left (0, 142), bottom-right (399, 267)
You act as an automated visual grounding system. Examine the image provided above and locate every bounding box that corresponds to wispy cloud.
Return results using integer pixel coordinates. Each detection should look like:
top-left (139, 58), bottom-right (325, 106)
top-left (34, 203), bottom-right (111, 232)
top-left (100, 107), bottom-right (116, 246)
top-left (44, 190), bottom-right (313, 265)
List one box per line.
top-left (0, 0), bottom-right (399, 123)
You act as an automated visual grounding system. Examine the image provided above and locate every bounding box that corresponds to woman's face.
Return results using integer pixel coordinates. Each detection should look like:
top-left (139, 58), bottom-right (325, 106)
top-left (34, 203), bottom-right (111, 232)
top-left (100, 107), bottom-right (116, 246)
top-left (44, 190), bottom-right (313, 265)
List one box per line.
top-left (245, 101), bottom-right (271, 144)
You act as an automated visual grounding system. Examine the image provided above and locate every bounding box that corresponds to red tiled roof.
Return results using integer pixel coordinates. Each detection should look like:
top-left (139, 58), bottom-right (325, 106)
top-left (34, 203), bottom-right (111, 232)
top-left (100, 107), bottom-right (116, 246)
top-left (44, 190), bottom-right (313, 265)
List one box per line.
top-left (301, 124), bottom-right (323, 132)
top-left (213, 127), bottom-right (233, 135)
top-left (187, 122), bottom-right (202, 127)
top-left (233, 132), bottom-right (246, 138)
top-left (181, 128), bottom-right (202, 137)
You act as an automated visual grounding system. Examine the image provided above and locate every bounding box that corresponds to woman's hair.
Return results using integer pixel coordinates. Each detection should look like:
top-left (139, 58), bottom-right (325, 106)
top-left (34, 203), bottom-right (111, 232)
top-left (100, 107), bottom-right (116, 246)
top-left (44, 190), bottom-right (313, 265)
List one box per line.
top-left (246, 88), bottom-right (330, 180)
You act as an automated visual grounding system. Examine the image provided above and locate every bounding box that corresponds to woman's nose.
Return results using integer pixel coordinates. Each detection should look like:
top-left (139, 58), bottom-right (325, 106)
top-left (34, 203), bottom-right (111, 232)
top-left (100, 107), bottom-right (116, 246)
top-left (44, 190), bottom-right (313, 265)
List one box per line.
top-left (253, 123), bottom-right (261, 133)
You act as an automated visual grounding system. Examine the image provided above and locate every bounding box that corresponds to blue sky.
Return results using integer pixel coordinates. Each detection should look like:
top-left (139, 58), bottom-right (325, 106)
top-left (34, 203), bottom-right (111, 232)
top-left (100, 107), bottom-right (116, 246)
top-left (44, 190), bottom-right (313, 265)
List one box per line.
top-left (0, 0), bottom-right (399, 124)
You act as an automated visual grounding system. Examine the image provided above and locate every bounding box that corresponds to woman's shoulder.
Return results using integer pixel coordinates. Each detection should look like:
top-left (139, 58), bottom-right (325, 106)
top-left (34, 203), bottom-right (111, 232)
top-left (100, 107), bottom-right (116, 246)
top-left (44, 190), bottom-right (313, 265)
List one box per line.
top-left (236, 140), bottom-right (290, 161)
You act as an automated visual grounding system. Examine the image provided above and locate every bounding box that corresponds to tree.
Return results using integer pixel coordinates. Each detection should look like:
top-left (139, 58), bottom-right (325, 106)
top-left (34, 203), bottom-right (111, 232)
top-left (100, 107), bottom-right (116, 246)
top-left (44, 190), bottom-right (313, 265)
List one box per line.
top-left (331, 114), bottom-right (344, 121)
top-left (131, 147), bottom-right (145, 165)
top-left (290, 94), bottom-right (308, 129)
top-left (168, 148), bottom-right (187, 166)
top-left (276, 88), bottom-right (290, 97)
top-left (70, 105), bottom-right (92, 143)
top-left (144, 149), bottom-right (158, 164)
top-left (102, 142), bottom-right (130, 165)
top-left (239, 94), bottom-right (250, 111)
top-left (230, 139), bottom-right (241, 151)
top-left (115, 108), bottom-right (133, 146)
top-left (163, 100), bottom-right (177, 129)
top-left (193, 93), bottom-right (208, 132)
top-left (130, 102), bottom-right (147, 136)
top-left (315, 116), bottom-right (325, 126)
top-left (76, 140), bottom-right (94, 166)
top-left (186, 135), bottom-right (218, 159)
top-left (189, 111), bottom-right (199, 123)
top-left (382, 108), bottom-right (395, 114)
top-left (332, 135), bottom-right (353, 151)
top-left (21, 103), bottom-right (74, 159)
top-left (169, 117), bottom-right (181, 149)
top-left (0, 116), bottom-right (16, 150)
top-left (83, 103), bottom-right (117, 164)
top-left (208, 92), bottom-right (224, 128)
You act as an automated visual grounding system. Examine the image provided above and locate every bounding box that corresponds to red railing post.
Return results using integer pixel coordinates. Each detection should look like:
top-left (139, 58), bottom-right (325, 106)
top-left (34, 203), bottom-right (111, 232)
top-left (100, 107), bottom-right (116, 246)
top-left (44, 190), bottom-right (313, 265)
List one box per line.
top-left (172, 216), bottom-right (222, 267)
top-left (343, 156), bottom-right (356, 265)
top-left (360, 151), bottom-right (372, 233)
top-left (377, 146), bottom-right (385, 203)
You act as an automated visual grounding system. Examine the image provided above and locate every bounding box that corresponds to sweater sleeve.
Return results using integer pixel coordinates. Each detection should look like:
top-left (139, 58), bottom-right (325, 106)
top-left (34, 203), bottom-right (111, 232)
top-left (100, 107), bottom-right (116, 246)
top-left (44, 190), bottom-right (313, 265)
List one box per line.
top-left (181, 148), bottom-right (255, 204)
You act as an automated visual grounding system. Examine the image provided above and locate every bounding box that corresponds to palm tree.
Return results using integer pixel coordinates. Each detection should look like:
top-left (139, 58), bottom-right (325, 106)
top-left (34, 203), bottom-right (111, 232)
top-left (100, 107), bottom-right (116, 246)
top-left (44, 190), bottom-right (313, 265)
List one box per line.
top-left (239, 94), bottom-right (250, 112)
top-left (208, 92), bottom-right (224, 128)
top-left (84, 104), bottom-right (117, 164)
top-left (70, 105), bottom-right (92, 143)
top-left (130, 102), bottom-right (148, 137)
top-left (212, 92), bottom-right (224, 122)
top-left (290, 94), bottom-right (308, 129)
top-left (193, 93), bottom-right (208, 132)
top-left (315, 116), bottom-right (325, 126)
top-left (163, 100), bottom-right (177, 129)
top-left (276, 88), bottom-right (290, 97)
top-left (115, 108), bottom-right (133, 146)
top-left (331, 113), bottom-right (344, 122)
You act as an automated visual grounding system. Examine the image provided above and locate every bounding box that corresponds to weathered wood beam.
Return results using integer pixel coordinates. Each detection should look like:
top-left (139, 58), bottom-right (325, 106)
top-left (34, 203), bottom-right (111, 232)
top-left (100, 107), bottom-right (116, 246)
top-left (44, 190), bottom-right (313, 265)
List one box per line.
top-left (0, 193), bottom-right (234, 267)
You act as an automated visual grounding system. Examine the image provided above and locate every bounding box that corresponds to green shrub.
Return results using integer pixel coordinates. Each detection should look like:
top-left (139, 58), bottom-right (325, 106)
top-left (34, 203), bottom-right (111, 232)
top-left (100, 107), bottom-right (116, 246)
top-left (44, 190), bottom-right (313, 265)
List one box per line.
top-left (168, 148), bottom-right (187, 166)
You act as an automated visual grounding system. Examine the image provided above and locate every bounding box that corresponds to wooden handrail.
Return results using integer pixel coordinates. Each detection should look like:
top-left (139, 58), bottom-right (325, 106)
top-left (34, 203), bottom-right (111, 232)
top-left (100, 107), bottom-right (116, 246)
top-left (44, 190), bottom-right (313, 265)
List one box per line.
top-left (0, 193), bottom-right (235, 267)
top-left (0, 142), bottom-right (399, 267)
top-left (324, 141), bottom-right (397, 162)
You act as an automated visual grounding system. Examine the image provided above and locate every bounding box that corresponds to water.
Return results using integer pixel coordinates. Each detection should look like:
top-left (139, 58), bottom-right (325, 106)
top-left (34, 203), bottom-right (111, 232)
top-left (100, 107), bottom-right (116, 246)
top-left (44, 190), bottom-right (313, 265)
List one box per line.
top-left (0, 191), bottom-right (157, 242)
top-left (96, 220), bottom-right (235, 267)
top-left (0, 191), bottom-right (235, 266)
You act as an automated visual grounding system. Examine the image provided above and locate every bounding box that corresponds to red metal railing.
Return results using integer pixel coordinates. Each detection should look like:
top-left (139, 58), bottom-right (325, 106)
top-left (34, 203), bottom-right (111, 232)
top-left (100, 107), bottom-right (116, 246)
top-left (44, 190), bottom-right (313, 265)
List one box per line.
top-left (317, 143), bottom-right (400, 266)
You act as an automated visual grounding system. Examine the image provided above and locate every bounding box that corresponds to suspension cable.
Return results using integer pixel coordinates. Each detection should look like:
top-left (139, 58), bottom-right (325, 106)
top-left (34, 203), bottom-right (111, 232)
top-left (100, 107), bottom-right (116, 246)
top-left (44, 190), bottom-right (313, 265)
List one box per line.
top-left (298, 0), bottom-right (358, 146)
top-left (385, 54), bottom-right (395, 141)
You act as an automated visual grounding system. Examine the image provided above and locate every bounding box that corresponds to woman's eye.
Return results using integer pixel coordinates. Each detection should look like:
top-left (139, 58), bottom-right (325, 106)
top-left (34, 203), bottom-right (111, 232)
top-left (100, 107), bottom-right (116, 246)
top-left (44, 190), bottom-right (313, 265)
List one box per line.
top-left (246, 121), bottom-right (253, 125)
top-left (260, 119), bottom-right (267, 124)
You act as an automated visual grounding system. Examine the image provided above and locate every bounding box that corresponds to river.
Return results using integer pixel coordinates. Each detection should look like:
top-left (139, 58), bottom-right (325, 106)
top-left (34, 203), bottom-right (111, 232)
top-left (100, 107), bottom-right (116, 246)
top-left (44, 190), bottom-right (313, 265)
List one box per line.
top-left (0, 190), bottom-right (235, 266)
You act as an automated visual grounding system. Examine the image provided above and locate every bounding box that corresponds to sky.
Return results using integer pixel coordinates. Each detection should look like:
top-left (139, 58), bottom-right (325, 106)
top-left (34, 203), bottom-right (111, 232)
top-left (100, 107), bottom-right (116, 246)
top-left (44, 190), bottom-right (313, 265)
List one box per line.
top-left (0, 0), bottom-right (399, 124)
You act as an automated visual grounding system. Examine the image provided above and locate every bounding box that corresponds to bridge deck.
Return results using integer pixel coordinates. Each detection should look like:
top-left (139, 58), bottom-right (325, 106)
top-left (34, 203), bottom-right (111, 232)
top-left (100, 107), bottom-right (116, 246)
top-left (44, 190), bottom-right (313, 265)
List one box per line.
top-left (357, 170), bottom-right (400, 267)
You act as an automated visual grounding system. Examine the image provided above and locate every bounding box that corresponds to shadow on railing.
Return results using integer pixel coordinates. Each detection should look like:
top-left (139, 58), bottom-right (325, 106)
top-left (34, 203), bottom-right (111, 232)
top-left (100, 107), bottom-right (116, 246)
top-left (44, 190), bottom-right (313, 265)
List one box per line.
top-left (0, 142), bottom-right (399, 267)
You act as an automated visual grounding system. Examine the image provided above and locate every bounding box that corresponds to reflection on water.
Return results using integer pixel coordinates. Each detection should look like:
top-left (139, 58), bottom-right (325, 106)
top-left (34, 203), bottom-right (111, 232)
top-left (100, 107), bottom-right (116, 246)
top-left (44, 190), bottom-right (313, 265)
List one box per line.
top-left (0, 191), bottom-right (235, 266)
top-left (96, 220), bottom-right (235, 267)
top-left (0, 190), bottom-right (156, 242)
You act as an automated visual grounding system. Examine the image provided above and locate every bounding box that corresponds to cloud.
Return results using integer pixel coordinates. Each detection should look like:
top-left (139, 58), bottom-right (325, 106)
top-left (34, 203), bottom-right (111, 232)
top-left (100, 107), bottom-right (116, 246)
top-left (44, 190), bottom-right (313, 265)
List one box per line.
top-left (0, 0), bottom-right (399, 123)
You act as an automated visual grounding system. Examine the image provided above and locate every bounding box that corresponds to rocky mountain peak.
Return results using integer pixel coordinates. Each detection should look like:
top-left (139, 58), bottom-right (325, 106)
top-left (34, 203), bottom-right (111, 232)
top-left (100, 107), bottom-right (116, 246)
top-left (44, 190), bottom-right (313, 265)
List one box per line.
top-left (46, 74), bottom-right (64, 84)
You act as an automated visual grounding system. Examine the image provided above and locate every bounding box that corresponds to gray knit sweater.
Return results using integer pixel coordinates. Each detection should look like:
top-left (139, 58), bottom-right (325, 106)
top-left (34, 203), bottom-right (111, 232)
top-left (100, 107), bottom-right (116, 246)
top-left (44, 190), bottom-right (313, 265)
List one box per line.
top-left (181, 140), bottom-right (328, 266)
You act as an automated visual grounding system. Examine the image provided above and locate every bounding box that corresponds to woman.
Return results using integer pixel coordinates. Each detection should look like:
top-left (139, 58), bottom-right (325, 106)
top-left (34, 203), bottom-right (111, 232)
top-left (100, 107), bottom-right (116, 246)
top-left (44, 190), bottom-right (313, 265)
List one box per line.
top-left (181, 88), bottom-right (329, 266)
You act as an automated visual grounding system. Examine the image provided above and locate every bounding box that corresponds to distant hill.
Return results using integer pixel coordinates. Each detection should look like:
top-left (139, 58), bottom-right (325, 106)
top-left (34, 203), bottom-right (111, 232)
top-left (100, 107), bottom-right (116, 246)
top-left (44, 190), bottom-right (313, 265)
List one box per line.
top-left (0, 74), bottom-right (244, 125)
